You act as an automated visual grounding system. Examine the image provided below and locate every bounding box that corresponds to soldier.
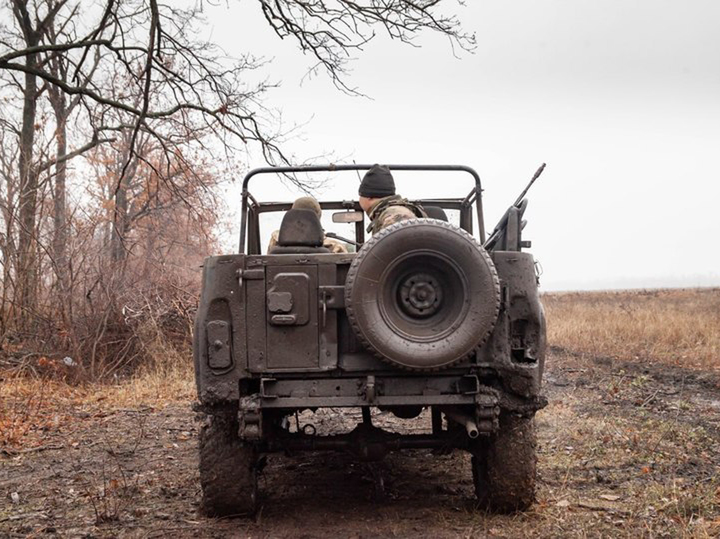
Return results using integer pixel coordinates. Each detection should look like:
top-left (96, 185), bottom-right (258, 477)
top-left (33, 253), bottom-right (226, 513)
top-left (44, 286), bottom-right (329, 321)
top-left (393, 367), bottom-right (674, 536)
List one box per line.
top-left (358, 164), bottom-right (426, 234)
top-left (267, 196), bottom-right (348, 253)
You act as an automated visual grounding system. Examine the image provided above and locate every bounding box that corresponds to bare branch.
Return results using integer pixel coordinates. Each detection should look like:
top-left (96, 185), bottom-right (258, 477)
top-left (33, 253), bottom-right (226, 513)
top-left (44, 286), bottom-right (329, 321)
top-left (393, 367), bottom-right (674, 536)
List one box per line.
top-left (37, 134), bottom-right (115, 173)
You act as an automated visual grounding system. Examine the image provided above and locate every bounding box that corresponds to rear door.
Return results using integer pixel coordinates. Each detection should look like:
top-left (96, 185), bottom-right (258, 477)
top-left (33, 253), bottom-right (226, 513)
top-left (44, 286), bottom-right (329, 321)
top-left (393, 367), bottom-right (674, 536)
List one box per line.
top-left (265, 265), bottom-right (319, 370)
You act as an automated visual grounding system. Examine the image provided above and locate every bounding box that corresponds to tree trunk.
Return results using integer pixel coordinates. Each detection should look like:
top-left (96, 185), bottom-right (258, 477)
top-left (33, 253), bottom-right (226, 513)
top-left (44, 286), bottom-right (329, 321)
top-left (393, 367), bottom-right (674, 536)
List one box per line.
top-left (110, 139), bottom-right (137, 264)
top-left (52, 103), bottom-right (71, 321)
top-left (111, 178), bottom-right (129, 262)
top-left (15, 49), bottom-right (39, 328)
top-left (0, 172), bottom-right (17, 337)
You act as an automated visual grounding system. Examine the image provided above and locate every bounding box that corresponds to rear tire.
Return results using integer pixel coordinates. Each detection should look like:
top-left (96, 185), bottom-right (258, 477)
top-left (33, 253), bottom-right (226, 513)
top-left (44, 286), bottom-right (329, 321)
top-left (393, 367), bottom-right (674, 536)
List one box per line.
top-left (471, 413), bottom-right (537, 512)
top-left (199, 406), bottom-right (258, 517)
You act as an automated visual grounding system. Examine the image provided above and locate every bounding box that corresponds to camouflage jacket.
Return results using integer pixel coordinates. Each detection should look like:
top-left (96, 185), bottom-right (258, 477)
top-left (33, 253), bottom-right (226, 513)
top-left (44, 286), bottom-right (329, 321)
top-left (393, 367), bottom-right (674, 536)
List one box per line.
top-left (267, 230), bottom-right (348, 254)
top-left (367, 195), bottom-right (427, 234)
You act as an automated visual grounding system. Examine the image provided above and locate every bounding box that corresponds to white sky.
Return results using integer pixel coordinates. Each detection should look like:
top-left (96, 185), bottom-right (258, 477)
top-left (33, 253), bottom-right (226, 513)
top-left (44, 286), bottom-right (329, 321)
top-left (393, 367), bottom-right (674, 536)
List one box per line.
top-left (207, 0), bottom-right (720, 291)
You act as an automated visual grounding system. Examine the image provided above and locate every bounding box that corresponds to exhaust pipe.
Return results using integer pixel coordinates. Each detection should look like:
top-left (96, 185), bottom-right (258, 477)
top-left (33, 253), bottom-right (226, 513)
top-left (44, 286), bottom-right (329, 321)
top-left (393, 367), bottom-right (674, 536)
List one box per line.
top-left (444, 410), bottom-right (479, 439)
top-left (465, 420), bottom-right (479, 439)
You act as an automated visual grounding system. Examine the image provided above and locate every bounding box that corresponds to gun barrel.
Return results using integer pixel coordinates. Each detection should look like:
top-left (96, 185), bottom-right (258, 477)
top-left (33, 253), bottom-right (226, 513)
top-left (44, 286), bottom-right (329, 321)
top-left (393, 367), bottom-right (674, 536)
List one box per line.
top-left (325, 231), bottom-right (361, 248)
top-left (513, 163), bottom-right (546, 207)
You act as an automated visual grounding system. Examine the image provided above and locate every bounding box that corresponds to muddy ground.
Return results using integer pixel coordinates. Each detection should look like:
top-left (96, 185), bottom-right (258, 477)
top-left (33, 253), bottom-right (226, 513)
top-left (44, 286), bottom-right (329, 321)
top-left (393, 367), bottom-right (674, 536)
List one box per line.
top-left (2, 351), bottom-right (719, 538)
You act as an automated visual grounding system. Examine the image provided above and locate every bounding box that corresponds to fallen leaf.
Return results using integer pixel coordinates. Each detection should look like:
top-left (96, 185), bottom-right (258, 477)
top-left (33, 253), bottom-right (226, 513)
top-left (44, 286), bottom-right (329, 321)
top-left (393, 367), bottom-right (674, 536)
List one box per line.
top-left (556, 499), bottom-right (570, 507)
top-left (599, 494), bottom-right (621, 501)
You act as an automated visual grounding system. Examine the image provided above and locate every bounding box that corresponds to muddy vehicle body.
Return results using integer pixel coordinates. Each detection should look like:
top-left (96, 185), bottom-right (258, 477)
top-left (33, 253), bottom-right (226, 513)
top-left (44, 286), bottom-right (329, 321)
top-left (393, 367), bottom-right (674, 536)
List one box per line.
top-left (194, 164), bottom-right (547, 516)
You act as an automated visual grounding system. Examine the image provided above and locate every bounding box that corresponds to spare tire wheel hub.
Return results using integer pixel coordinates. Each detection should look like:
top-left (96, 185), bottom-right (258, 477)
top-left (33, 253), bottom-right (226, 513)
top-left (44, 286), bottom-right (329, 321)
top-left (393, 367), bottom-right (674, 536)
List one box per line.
top-left (400, 272), bottom-right (442, 317)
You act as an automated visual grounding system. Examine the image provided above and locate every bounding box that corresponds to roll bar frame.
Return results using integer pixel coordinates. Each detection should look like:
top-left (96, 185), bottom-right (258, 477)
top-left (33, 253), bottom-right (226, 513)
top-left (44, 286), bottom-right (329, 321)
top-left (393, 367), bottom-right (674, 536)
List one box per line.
top-left (238, 164), bottom-right (485, 253)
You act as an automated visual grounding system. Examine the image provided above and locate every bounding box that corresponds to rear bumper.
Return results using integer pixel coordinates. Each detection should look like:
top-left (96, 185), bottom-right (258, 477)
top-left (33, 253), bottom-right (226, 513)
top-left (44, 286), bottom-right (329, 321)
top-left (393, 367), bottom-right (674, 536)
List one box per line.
top-left (232, 374), bottom-right (546, 445)
top-left (258, 374), bottom-right (482, 409)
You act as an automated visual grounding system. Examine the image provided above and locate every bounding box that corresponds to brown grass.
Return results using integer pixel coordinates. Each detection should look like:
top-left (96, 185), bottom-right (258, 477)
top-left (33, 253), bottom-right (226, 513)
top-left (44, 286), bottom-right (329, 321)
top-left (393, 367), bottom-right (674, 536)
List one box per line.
top-left (0, 354), bottom-right (193, 450)
top-left (544, 288), bottom-right (720, 371)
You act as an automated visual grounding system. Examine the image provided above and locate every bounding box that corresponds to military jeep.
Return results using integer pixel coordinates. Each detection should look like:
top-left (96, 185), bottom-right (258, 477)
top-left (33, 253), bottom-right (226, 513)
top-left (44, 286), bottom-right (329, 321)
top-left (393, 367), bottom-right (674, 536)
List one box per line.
top-left (193, 164), bottom-right (547, 516)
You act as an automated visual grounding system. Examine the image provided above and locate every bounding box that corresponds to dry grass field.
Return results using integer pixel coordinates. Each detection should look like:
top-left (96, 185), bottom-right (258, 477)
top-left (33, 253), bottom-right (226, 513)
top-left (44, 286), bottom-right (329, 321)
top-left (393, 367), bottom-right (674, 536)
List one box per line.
top-left (1, 288), bottom-right (719, 537)
top-left (545, 288), bottom-right (720, 370)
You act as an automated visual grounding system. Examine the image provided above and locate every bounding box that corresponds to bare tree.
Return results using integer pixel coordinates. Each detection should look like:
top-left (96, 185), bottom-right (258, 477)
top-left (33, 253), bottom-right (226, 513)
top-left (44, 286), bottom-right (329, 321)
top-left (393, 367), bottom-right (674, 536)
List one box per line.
top-left (2, 0), bottom-right (472, 175)
top-left (6, 0), bottom-right (64, 326)
top-left (0, 0), bottom-right (472, 375)
top-left (45, 8), bottom-right (108, 318)
top-left (260, 0), bottom-right (474, 92)
top-left (0, 123), bottom-right (19, 337)
top-left (2, 0), bottom-right (110, 325)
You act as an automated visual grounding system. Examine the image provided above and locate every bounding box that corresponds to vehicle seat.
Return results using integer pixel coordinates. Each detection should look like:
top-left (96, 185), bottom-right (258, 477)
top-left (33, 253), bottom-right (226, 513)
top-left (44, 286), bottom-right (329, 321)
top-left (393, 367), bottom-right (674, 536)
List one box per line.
top-left (269, 209), bottom-right (330, 254)
top-left (424, 206), bottom-right (449, 222)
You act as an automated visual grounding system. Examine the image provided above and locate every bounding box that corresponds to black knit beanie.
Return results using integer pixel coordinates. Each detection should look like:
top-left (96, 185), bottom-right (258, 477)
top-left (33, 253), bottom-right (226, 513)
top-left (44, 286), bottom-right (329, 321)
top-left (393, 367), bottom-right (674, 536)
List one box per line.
top-left (359, 164), bottom-right (395, 198)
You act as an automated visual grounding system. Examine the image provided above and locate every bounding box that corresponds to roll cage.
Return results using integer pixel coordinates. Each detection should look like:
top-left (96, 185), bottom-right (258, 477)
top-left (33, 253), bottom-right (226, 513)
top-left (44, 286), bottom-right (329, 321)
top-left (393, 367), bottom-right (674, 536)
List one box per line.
top-left (239, 164), bottom-right (486, 255)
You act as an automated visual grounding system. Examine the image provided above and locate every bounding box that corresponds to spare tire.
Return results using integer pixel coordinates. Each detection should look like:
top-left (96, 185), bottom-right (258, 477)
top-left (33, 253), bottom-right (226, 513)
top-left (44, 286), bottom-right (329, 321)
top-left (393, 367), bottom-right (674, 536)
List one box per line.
top-left (345, 219), bottom-right (500, 370)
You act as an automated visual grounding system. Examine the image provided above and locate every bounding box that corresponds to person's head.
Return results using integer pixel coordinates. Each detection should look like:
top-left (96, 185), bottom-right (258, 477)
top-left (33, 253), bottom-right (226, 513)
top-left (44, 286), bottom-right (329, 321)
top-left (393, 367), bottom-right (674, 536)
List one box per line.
top-left (292, 196), bottom-right (322, 219)
top-left (358, 164), bottom-right (395, 213)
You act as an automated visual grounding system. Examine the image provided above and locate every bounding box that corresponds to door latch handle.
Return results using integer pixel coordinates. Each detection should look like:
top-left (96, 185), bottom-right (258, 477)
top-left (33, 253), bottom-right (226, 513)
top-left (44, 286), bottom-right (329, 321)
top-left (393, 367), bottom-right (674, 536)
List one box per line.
top-left (319, 290), bottom-right (328, 328)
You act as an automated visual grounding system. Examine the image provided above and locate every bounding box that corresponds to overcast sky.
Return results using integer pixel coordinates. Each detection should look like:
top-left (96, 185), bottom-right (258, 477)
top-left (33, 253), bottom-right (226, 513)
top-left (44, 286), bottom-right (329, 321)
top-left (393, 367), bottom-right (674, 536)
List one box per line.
top-left (207, 0), bottom-right (720, 291)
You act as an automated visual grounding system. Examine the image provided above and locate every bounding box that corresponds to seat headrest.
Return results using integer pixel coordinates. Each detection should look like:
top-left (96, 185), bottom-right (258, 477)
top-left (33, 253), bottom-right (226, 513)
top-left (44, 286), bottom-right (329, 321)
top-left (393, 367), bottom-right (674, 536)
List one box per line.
top-left (277, 209), bottom-right (324, 247)
top-left (424, 206), bottom-right (449, 222)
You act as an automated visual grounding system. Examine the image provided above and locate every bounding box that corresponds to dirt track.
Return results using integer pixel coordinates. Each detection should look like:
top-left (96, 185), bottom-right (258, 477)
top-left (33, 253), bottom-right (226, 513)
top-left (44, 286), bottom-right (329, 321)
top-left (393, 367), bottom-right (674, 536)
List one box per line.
top-left (2, 351), bottom-right (719, 538)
